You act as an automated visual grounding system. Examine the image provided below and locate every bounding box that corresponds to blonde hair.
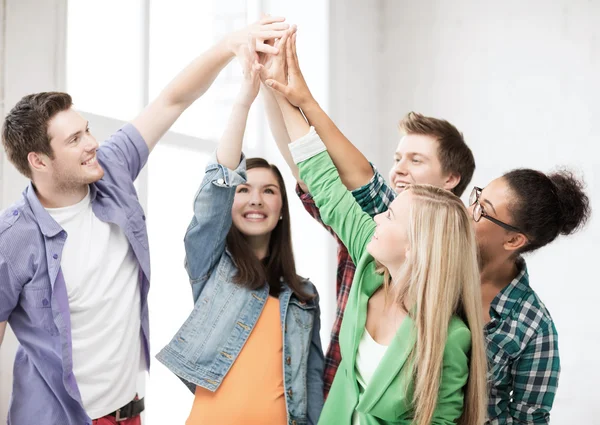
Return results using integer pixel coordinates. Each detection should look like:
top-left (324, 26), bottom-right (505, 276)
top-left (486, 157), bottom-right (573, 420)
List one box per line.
top-left (382, 184), bottom-right (487, 425)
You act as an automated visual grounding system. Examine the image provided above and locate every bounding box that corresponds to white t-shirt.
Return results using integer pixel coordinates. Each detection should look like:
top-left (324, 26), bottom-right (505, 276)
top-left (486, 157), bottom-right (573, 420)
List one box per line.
top-left (46, 189), bottom-right (145, 419)
top-left (352, 328), bottom-right (389, 425)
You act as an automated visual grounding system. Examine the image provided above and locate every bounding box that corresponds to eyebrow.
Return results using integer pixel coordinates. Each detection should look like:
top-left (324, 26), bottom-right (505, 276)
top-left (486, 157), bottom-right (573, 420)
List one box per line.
top-left (395, 151), bottom-right (429, 159)
top-left (238, 183), bottom-right (280, 189)
top-left (482, 198), bottom-right (497, 215)
top-left (63, 121), bottom-right (89, 144)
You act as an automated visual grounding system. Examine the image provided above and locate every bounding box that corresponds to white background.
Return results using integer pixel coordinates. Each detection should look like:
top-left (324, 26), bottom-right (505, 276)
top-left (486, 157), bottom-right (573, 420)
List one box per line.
top-left (1, 1), bottom-right (599, 424)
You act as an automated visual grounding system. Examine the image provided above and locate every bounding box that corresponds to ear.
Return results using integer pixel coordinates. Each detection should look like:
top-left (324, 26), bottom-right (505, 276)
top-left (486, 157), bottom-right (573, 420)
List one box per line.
top-left (27, 152), bottom-right (50, 174)
top-left (502, 232), bottom-right (528, 254)
top-left (443, 172), bottom-right (461, 192)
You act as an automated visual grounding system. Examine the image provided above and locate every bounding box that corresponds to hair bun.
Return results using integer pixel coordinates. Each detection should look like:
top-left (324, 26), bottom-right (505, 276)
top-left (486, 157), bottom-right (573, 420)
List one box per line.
top-left (548, 169), bottom-right (591, 235)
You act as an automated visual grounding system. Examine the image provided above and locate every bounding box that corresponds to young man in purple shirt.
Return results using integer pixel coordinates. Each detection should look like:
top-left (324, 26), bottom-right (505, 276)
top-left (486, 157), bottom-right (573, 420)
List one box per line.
top-left (0, 17), bottom-right (289, 425)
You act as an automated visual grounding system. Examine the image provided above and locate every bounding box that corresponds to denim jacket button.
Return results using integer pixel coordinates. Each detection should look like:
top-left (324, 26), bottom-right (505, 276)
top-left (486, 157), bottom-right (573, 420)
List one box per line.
top-left (286, 356), bottom-right (291, 365)
top-left (287, 389), bottom-right (293, 397)
top-left (217, 178), bottom-right (224, 185)
top-left (292, 421), bottom-right (297, 425)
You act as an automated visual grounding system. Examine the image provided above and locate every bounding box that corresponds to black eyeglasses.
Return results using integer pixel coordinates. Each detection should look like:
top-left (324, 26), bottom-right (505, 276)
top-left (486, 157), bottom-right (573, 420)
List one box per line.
top-left (469, 187), bottom-right (523, 233)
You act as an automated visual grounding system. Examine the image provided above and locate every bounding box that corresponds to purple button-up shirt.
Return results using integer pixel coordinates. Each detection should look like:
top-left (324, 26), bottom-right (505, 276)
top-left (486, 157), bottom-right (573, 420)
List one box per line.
top-left (0, 124), bottom-right (151, 425)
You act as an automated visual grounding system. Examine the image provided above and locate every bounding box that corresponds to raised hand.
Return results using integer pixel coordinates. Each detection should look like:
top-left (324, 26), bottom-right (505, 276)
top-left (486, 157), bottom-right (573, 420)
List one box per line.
top-left (226, 16), bottom-right (289, 61)
top-left (259, 28), bottom-right (294, 88)
top-left (237, 52), bottom-right (263, 108)
top-left (266, 31), bottom-right (314, 108)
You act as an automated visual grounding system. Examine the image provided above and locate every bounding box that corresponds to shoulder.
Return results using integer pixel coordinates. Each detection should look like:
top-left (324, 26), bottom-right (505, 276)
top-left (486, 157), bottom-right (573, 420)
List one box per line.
top-left (502, 285), bottom-right (557, 351)
top-left (445, 316), bottom-right (472, 355)
top-left (298, 277), bottom-right (319, 298)
top-left (0, 197), bottom-right (43, 279)
top-left (517, 287), bottom-right (555, 333)
top-left (0, 196), bottom-right (36, 239)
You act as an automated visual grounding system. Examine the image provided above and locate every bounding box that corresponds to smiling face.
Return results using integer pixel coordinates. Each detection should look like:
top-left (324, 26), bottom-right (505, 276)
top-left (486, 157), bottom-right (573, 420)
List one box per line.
top-left (231, 167), bottom-right (284, 241)
top-left (388, 134), bottom-right (453, 195)
top-left (367, 190), bottom-right (413, 270)
top-left (44, 108), bottom-right (104, 190)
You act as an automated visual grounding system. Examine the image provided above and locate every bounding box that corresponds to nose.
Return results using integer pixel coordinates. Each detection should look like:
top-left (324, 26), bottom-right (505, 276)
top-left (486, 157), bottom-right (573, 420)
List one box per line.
top-left (373, 212), bottom-right (384, 224)
top-left (249, 191), bottom-right (263, 207)
top-left (393, 158), bottom-right (408, 175)
top-left (84, 133), bottom-right (99, 151)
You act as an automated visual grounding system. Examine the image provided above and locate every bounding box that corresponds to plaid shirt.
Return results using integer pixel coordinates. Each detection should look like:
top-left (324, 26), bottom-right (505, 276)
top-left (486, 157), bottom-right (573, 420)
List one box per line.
top-left (485, 258), bottom-right (560, 424)
top-left (303, 169), bottom-right (561, 422)
top-left (296, 165), bottom-right (395, 397)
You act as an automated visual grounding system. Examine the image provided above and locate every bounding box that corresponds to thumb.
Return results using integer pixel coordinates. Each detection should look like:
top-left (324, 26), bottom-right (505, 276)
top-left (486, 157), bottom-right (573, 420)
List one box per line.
top-left (265, 79), bottom-right (288, 95)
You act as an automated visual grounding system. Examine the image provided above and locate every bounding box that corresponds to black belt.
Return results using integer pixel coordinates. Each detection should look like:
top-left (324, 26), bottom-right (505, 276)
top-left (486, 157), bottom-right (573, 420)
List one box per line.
top-left (107, 397), bottom-right (145, 422)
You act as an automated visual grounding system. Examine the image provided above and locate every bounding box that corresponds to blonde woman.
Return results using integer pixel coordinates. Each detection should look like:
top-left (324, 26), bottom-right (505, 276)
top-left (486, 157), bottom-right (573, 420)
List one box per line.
top-left (291, 130), bottom-right (486, 424)
top-left (262, 30), bottom-right (488, 425)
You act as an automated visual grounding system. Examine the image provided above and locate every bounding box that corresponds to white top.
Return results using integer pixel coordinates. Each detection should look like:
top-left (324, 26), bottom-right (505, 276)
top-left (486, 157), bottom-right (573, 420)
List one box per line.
top-left (46, 189), bottom-right (144, 419)
top-left (352, 328), bottom-right (389, 425)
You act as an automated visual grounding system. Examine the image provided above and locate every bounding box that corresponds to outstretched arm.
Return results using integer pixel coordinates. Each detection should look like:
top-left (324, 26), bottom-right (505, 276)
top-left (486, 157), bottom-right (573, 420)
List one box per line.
top-left (266, 31), bottom-right (373, 190)
top-left (217, 54), bottom-right (262, 169)
top-left (184, 53), bottom-right (261, 302)
top-left (131, 16), bottom-right (289, 152)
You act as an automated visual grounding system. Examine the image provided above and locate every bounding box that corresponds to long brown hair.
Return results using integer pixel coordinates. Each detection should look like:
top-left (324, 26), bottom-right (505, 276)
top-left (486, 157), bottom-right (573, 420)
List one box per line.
top-left (226, 157), bottom-right (312, 302)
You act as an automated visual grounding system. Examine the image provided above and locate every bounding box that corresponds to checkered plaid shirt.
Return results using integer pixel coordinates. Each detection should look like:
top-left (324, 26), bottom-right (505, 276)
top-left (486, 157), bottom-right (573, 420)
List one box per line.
top-left (485, 259), bottom-right (560, 424)
top-left (301, 168), bottom-right (560, 421)
top-left (296, 165), bottom-right (395, 397)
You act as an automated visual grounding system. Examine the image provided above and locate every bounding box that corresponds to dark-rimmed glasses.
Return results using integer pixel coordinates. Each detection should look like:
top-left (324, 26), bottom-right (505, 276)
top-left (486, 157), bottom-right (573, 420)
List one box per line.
top-left (469, 187), bottom-right (523, 233)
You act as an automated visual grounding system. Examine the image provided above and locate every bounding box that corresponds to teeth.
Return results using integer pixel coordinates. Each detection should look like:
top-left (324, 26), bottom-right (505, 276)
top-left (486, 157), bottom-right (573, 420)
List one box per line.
top-left (245, 213), bottom-right (266, 219)
top-left (82, 157), bottom-right (96, 166)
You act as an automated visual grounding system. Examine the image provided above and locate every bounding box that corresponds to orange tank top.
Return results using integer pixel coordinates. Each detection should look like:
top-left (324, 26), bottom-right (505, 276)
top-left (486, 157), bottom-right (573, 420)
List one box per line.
top-left (186, 296), bottom-right (287, 425)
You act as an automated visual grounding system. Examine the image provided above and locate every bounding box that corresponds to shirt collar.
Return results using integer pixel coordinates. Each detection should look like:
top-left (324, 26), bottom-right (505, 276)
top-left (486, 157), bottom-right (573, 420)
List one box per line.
top-left (489, 257), bottom-right (530, 319)
top-left (24, 182), bottom-right (97, 237)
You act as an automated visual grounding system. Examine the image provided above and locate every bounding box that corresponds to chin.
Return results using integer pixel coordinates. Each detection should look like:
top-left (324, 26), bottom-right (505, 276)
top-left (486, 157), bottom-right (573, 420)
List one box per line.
top-left (84, 166), bottom-right (105, 183)
top-left (366, 240), bottom-right (375, 257)
top-left (237, 224), bottom-right (276, 238)
top-left (394, 186), bottom-right (408, 195)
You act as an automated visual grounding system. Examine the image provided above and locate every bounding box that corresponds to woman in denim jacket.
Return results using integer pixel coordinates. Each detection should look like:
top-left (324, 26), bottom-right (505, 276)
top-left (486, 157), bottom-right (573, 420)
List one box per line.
top-left (156, 42), bottom-right (324, 425)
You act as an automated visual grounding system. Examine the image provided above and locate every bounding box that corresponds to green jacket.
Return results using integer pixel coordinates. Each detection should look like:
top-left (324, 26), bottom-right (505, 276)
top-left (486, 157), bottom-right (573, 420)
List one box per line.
top-left (298, 150), bottom-right (472, 425)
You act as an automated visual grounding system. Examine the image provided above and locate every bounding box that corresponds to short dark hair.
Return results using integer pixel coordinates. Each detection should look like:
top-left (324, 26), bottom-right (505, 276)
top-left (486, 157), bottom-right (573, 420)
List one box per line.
top-left (399, 112), bottom-right (475, 197)
top-left (2, 92), bottom-right (73, 178)
top-left (226, 157), bottom-right (313, 302)
top-left (504, 168), bottom-right (591, 254)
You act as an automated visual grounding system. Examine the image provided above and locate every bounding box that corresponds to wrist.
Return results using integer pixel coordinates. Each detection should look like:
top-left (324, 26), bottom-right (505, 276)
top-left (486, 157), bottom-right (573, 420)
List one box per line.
top-left (233, 97), bottom-right (254, 110)
top-left (220, 35), bottom-right (239, 58)
top-left (300, 96), bottom-right (319, 111)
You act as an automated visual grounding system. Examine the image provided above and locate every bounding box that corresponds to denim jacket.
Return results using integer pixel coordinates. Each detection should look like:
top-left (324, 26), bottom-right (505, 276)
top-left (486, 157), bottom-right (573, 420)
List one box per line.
top-left (156, 154), bottom-right (324, 425)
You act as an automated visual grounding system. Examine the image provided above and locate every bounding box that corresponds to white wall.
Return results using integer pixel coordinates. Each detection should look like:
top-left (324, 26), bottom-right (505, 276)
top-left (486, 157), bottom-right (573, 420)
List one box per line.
top-left (3, 0), bottom-right (598, 423)
top-left (329, 0), bottom-right (386, 169)
top-left (381, 1), bottom-right (600, 423)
